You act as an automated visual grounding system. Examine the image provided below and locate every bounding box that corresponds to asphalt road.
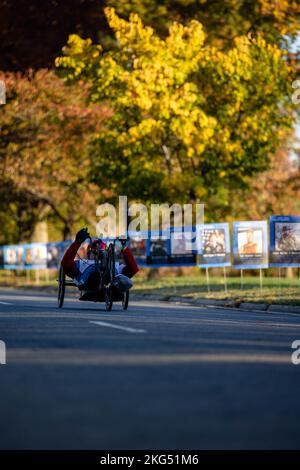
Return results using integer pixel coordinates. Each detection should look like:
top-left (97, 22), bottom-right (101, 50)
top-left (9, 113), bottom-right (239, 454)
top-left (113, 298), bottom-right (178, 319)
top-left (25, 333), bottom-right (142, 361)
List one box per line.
top-left (0, 288), bottom-right (300, 450)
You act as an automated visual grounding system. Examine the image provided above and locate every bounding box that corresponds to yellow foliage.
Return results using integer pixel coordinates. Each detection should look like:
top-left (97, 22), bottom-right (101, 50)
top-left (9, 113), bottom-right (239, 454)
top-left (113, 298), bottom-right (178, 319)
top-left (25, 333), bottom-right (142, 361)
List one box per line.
top-left (55, 7), bottom-right (294, 204)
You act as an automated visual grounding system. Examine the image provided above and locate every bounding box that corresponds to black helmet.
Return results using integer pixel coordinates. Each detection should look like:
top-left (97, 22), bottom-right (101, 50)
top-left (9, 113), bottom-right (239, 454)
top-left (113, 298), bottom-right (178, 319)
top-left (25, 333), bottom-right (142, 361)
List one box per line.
top-left (87, 239), bottom-right (106, 258)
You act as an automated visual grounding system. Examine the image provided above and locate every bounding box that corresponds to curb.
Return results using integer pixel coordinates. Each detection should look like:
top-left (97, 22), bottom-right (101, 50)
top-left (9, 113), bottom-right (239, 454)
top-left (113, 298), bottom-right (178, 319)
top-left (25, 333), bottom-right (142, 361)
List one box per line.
top-left (131, 293), bottom-right (300, 314)
top-left (194, 298), bottom-right (227, 307)
top-left (268, 304), bottom-right (300, 314)
top-left (239, 302), bottom-right (269, 311)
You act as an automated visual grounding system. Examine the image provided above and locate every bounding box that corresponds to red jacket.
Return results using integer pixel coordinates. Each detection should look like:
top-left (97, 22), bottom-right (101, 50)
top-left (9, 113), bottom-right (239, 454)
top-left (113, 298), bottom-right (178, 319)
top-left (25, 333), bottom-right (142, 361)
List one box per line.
top-left (61, 241), bottom-right (139, 279)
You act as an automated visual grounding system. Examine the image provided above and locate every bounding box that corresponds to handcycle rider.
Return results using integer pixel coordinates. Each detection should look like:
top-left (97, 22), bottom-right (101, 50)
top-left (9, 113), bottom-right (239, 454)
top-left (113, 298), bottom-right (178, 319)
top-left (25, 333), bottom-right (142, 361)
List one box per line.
top-left (61, 228), bottom-right (139, 298)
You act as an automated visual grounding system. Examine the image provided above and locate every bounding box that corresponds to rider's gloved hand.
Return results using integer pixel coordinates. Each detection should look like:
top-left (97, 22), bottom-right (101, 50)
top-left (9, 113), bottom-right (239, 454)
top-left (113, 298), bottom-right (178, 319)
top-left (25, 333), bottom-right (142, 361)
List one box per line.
top-left (75, 227), bottom-right (89, 244)
top-left (120, 239), bottom-right (128, 250)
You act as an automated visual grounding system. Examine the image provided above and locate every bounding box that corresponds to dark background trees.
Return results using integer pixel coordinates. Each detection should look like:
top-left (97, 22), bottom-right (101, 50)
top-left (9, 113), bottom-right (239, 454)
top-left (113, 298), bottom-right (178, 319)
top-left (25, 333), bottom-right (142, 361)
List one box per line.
top-left (1, 0), bottom-right (299, 71)
top-left (0, 1), bottom-right (299, 243)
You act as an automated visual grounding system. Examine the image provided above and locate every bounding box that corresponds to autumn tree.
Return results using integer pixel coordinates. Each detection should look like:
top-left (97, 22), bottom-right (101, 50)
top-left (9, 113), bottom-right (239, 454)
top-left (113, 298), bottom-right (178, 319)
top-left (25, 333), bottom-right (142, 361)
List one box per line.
top-left (108, 0), bottom-right (300, 47)
top-left (56, 8), bottom-right (295, 216)
top-left (230, 136), bottom-right (300, 221)
top-left (0, 69), bottom-right (108, 243)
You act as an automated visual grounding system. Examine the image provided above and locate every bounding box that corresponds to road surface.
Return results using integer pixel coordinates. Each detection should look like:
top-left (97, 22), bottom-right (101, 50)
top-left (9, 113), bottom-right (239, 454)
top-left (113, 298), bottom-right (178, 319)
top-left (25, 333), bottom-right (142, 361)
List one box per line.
top-left (0, 288), bottom-right (299, 449)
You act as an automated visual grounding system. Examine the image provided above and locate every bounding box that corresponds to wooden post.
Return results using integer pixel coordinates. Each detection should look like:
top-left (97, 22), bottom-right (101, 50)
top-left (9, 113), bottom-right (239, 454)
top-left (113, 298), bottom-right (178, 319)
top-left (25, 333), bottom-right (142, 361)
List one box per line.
top-left (259, 268), bottom-right (263, 292)
top-left (223, 266), bottom-right (228, 294)
top-left (206, 267), bottom-right (210, 292)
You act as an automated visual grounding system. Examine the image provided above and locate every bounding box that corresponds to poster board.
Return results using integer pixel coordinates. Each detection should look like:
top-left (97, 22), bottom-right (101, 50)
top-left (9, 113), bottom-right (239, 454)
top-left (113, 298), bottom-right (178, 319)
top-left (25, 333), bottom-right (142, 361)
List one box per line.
top-left (197, 223), bottom-right (231, 268)
top-left (232, 220), bottom-right (268, 269)
top-left (269, 215), bottom-right (300, 267)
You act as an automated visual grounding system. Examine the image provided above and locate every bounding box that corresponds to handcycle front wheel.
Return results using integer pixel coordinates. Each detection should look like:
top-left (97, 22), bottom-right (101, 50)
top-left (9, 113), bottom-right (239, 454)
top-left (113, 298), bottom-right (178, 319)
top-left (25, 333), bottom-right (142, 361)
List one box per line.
top-left (103, 243), bottom-right (115, 311)
top-left (107, 243), bottom-right (115, 283)
top-left (57, 265), bottom-right (66, 308)
top-left (122, 291), bottom-right (129, 310)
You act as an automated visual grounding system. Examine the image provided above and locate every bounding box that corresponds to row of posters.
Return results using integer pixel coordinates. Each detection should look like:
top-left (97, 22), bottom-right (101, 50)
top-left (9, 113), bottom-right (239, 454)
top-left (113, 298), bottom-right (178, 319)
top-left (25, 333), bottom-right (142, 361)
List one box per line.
top-left (130, 217), bottom-right (300, 268)
top-left (130, 223), bottom-right (267, 268)
top-left (129, 229), bottom-right (197, 267)
top-left (1, 216), bottom-right (300, 269)
top-left (0, 242), bottom-right (70, 270)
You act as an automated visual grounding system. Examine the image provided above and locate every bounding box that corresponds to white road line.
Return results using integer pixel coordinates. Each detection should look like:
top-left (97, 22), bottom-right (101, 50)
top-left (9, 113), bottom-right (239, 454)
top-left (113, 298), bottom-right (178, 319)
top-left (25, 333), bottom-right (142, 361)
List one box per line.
top-left (0, 301), bottom-right (13, 305)
top-left (90, 321), bottom-right (147, 334)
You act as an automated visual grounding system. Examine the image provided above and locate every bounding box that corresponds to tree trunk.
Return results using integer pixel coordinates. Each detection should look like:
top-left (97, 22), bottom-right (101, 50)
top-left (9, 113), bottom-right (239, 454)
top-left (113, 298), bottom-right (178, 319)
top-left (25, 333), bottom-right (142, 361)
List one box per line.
top-left (63, 224), bottom-right (71, 241)
top-left (31, 220), bottom-right (48, 243)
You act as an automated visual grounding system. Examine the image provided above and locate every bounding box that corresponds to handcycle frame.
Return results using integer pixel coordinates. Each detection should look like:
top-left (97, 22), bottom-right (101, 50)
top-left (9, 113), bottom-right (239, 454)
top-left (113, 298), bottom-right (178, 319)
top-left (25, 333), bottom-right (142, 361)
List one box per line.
top-left (57, 237), bottom-right (129, 311)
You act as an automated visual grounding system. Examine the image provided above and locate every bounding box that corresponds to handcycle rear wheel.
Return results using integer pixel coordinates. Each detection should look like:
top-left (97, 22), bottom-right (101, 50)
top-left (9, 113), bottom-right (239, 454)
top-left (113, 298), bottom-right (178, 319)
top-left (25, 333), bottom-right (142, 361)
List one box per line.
top-left (57, 265), bottom-right (66, 308)
top-left (105, 288), bottom-right (113, 311)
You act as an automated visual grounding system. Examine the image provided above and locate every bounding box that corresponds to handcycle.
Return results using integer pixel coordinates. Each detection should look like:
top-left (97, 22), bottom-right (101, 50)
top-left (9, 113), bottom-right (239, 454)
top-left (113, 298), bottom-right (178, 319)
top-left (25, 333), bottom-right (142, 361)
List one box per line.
top-left (57, 237), bottom-right (130, 311)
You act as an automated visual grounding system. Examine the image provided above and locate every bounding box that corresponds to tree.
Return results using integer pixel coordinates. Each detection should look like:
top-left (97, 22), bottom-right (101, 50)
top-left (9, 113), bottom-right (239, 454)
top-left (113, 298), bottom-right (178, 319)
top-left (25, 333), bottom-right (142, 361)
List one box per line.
top-left (231, 138), bottom-right (300, 221)
top-left (108, 0), bottom-right (300, 47)
top-left (56, 8), bottom-right (295, 216)
top-left (1, 1), bottom-right (298, 71)
top-left (0, 69), bottom-right (108, 243)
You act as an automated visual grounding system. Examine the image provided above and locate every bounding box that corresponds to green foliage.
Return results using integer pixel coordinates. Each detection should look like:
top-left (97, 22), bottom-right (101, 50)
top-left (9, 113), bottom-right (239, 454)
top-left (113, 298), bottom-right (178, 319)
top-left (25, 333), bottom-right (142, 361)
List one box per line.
top-left (107, 0), bottom-right (300, 47)
top-left (56, 8), bottom-right (295, 213)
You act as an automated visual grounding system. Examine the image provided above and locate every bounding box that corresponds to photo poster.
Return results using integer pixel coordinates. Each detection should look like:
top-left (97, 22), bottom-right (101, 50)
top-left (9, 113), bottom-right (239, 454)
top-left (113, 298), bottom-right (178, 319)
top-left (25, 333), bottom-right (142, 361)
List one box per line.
top-left (269, 215), bottom-right (300, 267)
top-left (197, 223), bottom-right (231, 268)
top-left (23, 243), bottom-right (48, 269)
top-left (3, 244), bottom-right (24, 269)
top-left (169, 226), bottom-right (197, 266)
top-left (128, 231), bottom-right (147, 266)
top-left (146, 230), bottom-right (170, 267)
top-left (47, 241), bottom-right (71, 269)
top-left (100, 234), bottom-right (147, 265)
top-left (232, 220), bottom-right (268, 269)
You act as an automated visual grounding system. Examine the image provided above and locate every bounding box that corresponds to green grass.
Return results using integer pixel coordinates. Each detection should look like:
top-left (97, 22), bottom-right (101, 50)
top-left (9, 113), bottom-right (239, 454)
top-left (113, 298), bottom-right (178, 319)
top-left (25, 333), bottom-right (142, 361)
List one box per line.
top-left (1, 269), bottom-right (300, 305)
top-left (133, 271), bottom-right (300, 305)
top-left (0, 270), bottom-right (57, 288)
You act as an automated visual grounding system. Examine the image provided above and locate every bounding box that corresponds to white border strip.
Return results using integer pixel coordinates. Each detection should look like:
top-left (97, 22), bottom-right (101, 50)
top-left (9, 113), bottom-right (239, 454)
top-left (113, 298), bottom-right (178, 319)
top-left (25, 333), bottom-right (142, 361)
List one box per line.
top-left (90, 320), bottom-right (146, 333)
